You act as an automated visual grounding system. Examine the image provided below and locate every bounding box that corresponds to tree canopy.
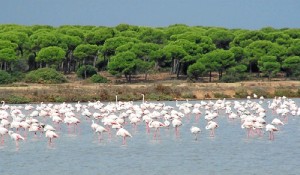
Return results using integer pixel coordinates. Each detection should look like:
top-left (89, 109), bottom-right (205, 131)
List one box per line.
top-left (0, 24), bottom-right (299, 82)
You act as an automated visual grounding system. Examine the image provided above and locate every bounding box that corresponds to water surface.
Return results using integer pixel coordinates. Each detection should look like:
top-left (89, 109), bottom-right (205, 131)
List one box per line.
top-left (1, 99), bottom-right (300, 175)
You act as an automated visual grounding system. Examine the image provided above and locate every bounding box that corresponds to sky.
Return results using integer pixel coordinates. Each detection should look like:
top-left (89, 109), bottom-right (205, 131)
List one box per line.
top-left (1, 0), bottom-right (300, 29)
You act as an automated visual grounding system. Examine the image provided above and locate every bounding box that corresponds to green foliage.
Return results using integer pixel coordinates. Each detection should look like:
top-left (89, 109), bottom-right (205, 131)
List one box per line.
top-left (108, 51), bottom-right (138, 82)
top-left (10, 71), bottom-right (25, 82)
top-left (0, 24), bottom-right (300, 83)
top-left (187, 62), bottom-right (205, 80)
top-left (7, 95), bottom-right (31, 104)
top-left (36, 46), bottom-right (66, 64)
top-left (0, 70), bottom-right (12, 84)
top-left (274, 88), bottom-right (298, 97)
top-left (73, 44), bottom-right (99, 61)
top-left (25, 68), bottom-right (67, 84)
top-left (213, 92), bottom-right (230, 99)
top-left (76, 65), bottom-right (97, 79)
top-left (220, 73), bottom-right (249, 83)
top-left (282, 56), bottom-right (300, 77)
top-left (90, 74), bottom-right (109, 83)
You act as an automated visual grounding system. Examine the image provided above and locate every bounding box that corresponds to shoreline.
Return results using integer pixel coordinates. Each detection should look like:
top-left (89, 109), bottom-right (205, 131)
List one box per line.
top-left (0, 81), bottom-right (299, 103)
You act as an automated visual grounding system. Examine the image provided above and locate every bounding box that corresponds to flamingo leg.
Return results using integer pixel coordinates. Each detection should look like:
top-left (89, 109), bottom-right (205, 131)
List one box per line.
top-left (146, 122), bottom-right (150, 134)
top-left (122, 136), bottom-right (126, 145)
top-left (98, 133), bottom-right (102, 142)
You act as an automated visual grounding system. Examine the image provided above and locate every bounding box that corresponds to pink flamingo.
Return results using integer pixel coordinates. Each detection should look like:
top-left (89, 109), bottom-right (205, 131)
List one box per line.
top-left (0, 125), bottom-right (8, 144)
top-left (8, 131), bottom-right (24, 147)
top-left (116, 128), bottom-right (132, 145)
top-left (149, 120), bottom-right (165, 139)
top-left (45, 130), bottom-right (59, 143)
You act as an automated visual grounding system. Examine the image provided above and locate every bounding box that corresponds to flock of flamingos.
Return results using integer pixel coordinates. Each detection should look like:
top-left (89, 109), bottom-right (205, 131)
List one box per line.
top-left (0, 94), bottom-right (299, 148)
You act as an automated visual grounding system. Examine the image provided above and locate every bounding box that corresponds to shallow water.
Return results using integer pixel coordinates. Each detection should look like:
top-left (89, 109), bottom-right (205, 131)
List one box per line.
top-left (1, 99), bottom-right (300, 175)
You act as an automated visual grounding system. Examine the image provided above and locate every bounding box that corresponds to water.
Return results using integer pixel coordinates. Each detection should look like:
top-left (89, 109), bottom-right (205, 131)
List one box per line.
top-left (1, 99), bottom-right (300, 175)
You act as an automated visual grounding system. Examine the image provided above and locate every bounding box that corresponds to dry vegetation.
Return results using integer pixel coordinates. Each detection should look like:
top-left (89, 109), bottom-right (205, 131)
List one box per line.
top-left (0, 72), bottom-right (300, 103)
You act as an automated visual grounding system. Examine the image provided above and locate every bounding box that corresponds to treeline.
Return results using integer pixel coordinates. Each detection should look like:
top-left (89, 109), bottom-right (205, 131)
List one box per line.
top-left (0, 23), bottom-right (300, 83)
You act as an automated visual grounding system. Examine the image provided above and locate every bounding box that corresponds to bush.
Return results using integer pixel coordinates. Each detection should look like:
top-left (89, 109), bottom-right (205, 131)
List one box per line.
top-left (76, 65), bottom-right (97, 79)
top-left (220, 73), bottom-right (249, 83)
top-left (274, 88), bottom-right (298, 97)
top-left (90, 74), bottom-right (109, 83)
top-left (0, 70), bottom-right (12, 84)
top-left (10, 71), bottom-right (26, 82)
top-left (235, 88), bottom-right (249, 98)
top-left (7, 95), bottom-right (31, 104)
top-left (252, 88), bottom-right (271, 98)
top-left (25, 68), bottom-right (67, 84)
top-left (213, 92), bottom-right (230, 99)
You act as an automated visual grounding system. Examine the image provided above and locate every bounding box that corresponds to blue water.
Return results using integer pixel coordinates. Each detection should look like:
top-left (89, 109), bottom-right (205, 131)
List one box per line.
top-left (1, 99), bottom-right (300, 175)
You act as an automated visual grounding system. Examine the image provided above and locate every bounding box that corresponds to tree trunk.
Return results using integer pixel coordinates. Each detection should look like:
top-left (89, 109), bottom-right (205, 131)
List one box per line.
top-left (4, 62), bottom-right (7, 71)
top-left (176, 62), bottom-right (181, 79)
top-left (93, 55), bottom-right (97, 67)
top-left (129, 74), bottom-right (131, 83)
top-left (209, 71), bottom-right (212, 82)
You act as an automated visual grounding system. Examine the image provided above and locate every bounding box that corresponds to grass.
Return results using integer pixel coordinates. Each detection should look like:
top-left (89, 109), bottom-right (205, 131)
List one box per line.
top-left (0, 80), bottom-right (299, 103)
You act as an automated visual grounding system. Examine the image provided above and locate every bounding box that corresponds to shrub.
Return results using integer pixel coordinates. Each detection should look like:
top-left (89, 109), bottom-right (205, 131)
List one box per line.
top-left (252, 88), bottom-right (271, 98)
top-left (8, 95), bottom-right (31, 104)
top-left (76, 65), bottom-right (97, 79)
top-left (25, 68), bottom-right (67, 84)
top-left (213, 92), bottom-right (230, 99)
top-left (220, 73), bottom-right (249, 83)
top-left (154, 84), bottom-right (172, 95)
top-left (10, 71), bottom-right (26, 82)
top-left (274, 88), bottom-right (298, 97)
top-left (235, 88), bottom-right (249, 98)
top-left (181, 92), bottom-right (195, 99)
top-left (90, 74), bottom-right (109, 83)
top-left (0, 70), bottom-right (12, 84)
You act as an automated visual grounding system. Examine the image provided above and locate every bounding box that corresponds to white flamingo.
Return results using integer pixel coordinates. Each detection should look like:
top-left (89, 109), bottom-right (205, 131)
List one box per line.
top-left (266, 124), bottom-right (278, 140)
top-left (205, 121), bottom-right (218, 137)
top-left (116, 128), bottom-right (132, 145)
top-left (45, 130), bottom-right (59, 143)
top-left (190, 126), bottom-right (201, 140)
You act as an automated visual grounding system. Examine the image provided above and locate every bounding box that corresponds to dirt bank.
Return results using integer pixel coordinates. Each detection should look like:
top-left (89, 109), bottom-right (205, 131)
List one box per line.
top-left (0, 80), bottom-right (299, 103)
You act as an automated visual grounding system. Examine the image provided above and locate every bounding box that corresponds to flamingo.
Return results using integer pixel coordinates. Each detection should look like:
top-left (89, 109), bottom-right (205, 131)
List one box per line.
top-left (0, 101), bottom-right (9, 110)
top-left (8, 131), bottom-right (24, 147)
top-left (91, 120), bottom-right (100, 131)
top-left (266, 124), bottom-right (278, 140)
top-left (95, 125), bottom-right (107, 141)
top-left (148, 120), bottom-right (165, 139)
top-left (29, 123), bottom-right (42, 136)
top-left (45, 130), bottom-right (59, 143)
top-left (0, 125), bottom-right (8, 143)
top-left (172, 118), bottom-right (182, 137)
top-left (116, 128), bottom-right (132, 145)
top-left (205, 121), bottom-right (218, 137)
top-left (271, 118), bottom-right (284, 126)
top-left (190, 126), bottom-right (201, 140)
